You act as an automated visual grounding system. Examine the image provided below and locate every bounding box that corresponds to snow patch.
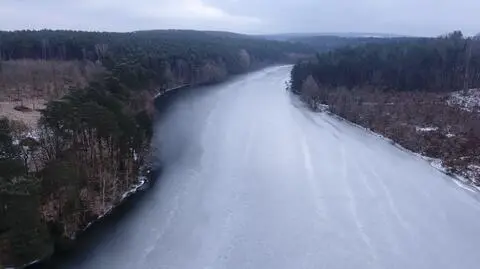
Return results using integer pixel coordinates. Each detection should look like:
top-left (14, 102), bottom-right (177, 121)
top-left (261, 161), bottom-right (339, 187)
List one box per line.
top-left (448, 89), bottom-right (480, 112)
top-left (26, 129), bottom-right (40, 140)
top-left (122, 176), bottom-right (146, 200)
top-left (78, 173), bottom-right (148, 236)
top-left (415, 126), bottom-right (439, 132)
top-left (315, 103), bottom-right (329, 112)
top-left (322, 107), bottom-right (480, 193)
top-left (429, 158), bottom-right (445, 172)
top-left (10, 258), bottom-right (42, 269)
top-left (465, 165), bottom-right (480, 183)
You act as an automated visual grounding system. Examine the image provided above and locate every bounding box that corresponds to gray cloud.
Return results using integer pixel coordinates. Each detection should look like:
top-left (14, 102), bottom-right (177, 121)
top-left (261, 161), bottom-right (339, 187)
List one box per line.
top-left (0, 0), bottom-right (479, 35)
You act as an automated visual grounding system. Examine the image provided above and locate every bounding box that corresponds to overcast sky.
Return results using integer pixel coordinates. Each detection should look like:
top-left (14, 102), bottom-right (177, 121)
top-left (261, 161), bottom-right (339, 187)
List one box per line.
top-left (0, 0), bottom-right (479, 36)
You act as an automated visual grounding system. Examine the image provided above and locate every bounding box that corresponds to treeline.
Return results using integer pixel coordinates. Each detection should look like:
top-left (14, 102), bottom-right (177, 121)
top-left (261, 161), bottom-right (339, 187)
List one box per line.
top-left (0, 29), bottom-right (312, 267)
top-left (0, 30), bottom-right (313, 77)
top-left (1, 30), bottom-right (313, 102)
top-left (1, 60), bottom-right (153, 267)
top-left (291, 31), bottom-right (480, 93)
top-left (286, 35), bottom-right (418, 53)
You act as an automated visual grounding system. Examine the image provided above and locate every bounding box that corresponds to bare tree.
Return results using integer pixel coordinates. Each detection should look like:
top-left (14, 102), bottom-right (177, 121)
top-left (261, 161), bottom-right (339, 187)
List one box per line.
top-left (41, 39), bottom-right (48, 61)
top-left (94, 44), bottom-right (108, 63)
top-left (0, 42), bottom-right (3, 74)
top-left (464, 38), bottom-right (472, 93)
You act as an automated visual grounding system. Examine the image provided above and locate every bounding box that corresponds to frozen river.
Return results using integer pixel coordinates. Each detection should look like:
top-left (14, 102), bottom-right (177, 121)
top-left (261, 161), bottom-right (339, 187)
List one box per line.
top-left (64, 66), bottom-right (480, 269)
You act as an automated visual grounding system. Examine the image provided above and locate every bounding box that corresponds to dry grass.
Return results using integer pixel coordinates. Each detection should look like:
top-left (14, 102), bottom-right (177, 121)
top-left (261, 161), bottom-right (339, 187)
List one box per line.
top-left (309, 87), bottom-right (480, 185)
top-left (0, 59), bottom-right (104, 102)
top-left (0, 99), bottom-right (45, 129)
top-left (0, 59), bottom-right (104, 127)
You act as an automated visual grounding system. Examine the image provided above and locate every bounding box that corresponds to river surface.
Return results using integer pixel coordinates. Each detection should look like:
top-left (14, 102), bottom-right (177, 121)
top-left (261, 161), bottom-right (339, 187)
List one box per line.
top-left (63, 66), bottom-right (480, 269)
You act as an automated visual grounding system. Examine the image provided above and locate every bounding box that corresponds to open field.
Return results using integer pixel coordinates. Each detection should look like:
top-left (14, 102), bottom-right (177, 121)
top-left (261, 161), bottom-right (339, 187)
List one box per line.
top-left (0, 60), bottom-right (103, 126)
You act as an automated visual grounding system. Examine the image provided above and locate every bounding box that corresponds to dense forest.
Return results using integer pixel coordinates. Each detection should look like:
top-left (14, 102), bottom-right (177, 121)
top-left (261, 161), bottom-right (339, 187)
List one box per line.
top-left (291, 31), bottom-right (480, 92)
top-left (0, 29), bottom-right (312, 267)
top-left (261, 33), bottom-right (420, 53)
top-left (0, 30), bottom-right (314, 105)
top-left (0, 30), bottom-right (313, 75)
top-left (291, 31), bottom-right (480, 187)
top-left (286, 35), bottom-right (419, 53)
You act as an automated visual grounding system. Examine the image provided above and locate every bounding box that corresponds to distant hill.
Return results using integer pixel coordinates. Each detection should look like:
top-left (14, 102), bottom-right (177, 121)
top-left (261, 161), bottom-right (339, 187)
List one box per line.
top-left (290, 36), bottom-right (420, 52)
top-left (258, 33), bottom-right (419, 52)
top-left (258, 32), bottom-right (409, 41)
top-left (135, 29), bottom-right (251, 39)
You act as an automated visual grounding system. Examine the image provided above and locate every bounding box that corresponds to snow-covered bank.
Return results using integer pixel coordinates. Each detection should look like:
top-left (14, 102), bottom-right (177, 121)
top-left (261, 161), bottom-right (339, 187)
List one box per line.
top-left (320, 108), bottom-right (480, 193)
top-left (296, 91), bottom-right (480, 193)
top-left (79, 171), bottom-right (150, 236)
top-left (20, 168), bottom-right (155, 269)
top-left (448, 89), bottom-right (480, 112)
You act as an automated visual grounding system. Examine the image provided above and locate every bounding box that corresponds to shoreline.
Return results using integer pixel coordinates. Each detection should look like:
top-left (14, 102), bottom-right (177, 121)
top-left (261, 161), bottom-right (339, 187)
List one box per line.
top-left (298, 97), bottom-right (480, 195)
top-left (21, 65), bottom-right (281, 269)
top-left (24, 167), bottom-right (162, 269)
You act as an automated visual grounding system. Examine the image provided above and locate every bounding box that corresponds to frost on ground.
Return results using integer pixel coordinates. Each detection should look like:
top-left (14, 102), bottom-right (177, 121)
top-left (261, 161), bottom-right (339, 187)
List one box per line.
top-left (465, 165), bottom-right (480, 183)
top-left (415, 126), bottom-right (439, 132)
top-left (0, 99), bottom-right (45, 128)
top-left (80, 174), bottom-right (148, 236)
top-left (448, 89), bottom-right (480, 112)
top-left (302, 88), bottom-right (480, 187)
top-left (331, 111), bottom-right (480, 189)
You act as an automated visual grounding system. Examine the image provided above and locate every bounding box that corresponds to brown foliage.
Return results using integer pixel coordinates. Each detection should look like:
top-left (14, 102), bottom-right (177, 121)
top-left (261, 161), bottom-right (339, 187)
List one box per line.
top-left (309, 87), bottom-right (480, 185)
top-left (0, 60), bottom-right (104, 102)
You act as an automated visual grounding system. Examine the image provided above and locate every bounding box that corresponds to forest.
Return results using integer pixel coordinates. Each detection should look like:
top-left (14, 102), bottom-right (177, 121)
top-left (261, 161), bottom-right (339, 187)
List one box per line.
top-left (0, 30), bottom-right (312, 73)
top-left (0, 29), bottom-right (312, 267)
top-left (291, 31), bottom-right (480, 187)
top-left (281, 35), bottom-right (420, 53)
top-left (291, 31), bottom-right (480, 92)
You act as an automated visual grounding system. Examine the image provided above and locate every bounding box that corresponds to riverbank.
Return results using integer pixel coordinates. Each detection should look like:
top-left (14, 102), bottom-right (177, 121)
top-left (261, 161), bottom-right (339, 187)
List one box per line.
top-left (24, 167), bottom-right (162, 269)
top-left (296, 86), bottom-right (480, 188)
top-left (21, 65), bottom-right (281, 269)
